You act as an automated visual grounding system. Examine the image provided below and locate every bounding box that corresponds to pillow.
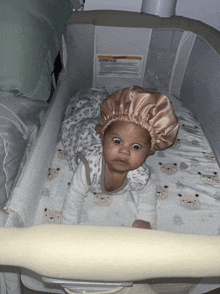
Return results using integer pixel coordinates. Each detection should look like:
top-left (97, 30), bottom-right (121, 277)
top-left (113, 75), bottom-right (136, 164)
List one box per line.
top-left (0, 0), bottom-right (73, 101)
top-left (0, 91), bottom-right (47, 207)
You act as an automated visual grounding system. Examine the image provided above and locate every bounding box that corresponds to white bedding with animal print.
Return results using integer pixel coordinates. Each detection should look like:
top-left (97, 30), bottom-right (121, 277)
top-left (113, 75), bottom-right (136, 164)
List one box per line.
top-left (34, 89), bottom-right (220, 236)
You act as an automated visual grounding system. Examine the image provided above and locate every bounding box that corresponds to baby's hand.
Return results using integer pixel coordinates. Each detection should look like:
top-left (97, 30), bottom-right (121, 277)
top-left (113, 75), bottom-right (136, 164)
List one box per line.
top-left (132, 219), bottom-right (151, 229)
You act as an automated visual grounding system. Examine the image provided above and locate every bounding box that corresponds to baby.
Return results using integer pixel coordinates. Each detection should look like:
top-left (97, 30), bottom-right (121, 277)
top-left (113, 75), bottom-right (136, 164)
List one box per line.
top-left (61, 86), bottom-right (179, 229)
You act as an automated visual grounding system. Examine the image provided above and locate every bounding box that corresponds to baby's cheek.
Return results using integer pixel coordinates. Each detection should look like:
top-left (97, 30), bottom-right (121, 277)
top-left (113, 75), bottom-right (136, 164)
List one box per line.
top-left (132, 151), bottom-right (147, 165)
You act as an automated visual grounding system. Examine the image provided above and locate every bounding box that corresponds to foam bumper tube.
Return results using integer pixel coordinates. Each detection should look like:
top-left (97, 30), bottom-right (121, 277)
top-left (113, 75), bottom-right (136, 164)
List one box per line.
top-left (0, 224), bottom-right (220, 282)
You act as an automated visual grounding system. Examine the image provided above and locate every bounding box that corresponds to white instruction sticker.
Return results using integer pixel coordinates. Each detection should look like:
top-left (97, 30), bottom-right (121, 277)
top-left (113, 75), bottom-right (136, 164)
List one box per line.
top-left (96, 55), bottom-right (143, 78)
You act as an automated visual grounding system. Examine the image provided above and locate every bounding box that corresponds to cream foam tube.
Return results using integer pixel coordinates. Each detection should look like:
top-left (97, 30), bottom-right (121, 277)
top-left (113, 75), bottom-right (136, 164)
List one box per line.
top-left (0, 224), bottom-right (220, 281)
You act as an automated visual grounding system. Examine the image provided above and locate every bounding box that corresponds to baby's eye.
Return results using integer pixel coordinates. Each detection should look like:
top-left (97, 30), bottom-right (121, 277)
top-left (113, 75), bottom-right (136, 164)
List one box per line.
top-left (133, 144), bottom-right (141, 149)
top-left (113, 138), bottom-right (121, 144)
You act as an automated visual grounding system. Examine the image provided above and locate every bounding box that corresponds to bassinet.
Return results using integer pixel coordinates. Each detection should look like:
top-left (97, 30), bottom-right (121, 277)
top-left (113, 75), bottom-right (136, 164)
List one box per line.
top-left (1, 10), bottom-right (220, 294)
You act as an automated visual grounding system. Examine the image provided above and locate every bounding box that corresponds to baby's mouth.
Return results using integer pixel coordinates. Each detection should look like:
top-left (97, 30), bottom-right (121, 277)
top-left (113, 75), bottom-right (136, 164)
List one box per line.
top-left (116, 159), bottom-right (128, 165)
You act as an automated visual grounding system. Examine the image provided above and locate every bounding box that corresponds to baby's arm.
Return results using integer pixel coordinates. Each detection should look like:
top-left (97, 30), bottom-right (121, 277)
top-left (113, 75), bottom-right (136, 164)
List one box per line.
top-left (132, 178), bottom-right (157, 229)
top-left (61, 161), bottom-right (89, 225)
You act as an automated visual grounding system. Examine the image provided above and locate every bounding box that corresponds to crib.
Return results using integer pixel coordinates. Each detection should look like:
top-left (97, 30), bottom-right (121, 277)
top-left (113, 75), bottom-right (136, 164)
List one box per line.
top-left (1, 10), bottom-right (220, 294)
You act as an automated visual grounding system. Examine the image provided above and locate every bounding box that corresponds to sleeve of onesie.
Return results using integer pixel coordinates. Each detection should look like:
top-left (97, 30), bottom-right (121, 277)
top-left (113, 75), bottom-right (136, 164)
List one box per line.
top-left (134, 177), bottom-right (157, 225)
top-left (61, 161), bottom-right (89, 225)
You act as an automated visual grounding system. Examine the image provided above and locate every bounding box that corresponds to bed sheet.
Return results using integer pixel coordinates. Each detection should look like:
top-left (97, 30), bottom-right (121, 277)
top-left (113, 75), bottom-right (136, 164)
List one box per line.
top-left (34, 89), bottom-right (220, 236)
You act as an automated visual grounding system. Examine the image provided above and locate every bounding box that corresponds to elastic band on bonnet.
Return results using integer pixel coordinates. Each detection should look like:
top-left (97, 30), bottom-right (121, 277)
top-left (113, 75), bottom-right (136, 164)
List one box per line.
top-left (95, 86), bottom-right (179, 153)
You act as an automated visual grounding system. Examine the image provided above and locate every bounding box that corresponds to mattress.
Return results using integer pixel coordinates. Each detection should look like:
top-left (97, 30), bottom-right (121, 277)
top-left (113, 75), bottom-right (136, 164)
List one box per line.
top-left (33, 88), bottom-right (220, 236)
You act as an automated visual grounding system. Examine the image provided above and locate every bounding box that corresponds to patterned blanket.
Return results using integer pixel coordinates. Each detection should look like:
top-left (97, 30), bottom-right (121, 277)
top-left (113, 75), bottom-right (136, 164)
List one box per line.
top-left (34, 89), bottom-right (220, 236)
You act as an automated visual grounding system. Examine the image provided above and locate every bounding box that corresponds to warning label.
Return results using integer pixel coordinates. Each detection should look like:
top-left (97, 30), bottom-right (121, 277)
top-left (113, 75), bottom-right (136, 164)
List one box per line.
top-left (96, 55), bottom-right (143, 77)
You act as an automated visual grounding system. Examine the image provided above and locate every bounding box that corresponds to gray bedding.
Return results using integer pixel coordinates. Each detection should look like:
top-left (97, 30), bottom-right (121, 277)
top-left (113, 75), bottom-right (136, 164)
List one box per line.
top-left (0, 91), bottom-right (47, 207)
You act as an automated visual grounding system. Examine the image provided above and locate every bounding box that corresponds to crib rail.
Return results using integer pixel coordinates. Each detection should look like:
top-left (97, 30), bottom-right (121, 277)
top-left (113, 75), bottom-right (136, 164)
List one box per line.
top-left (0, 224), bottom-right (220, 282)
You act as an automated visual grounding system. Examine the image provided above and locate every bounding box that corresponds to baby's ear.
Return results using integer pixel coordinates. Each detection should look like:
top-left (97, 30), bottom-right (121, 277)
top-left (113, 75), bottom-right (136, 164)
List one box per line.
top-left (148, 148), bottom-right (155, 155)
top-left (100, 132), bottom-right (104, 143)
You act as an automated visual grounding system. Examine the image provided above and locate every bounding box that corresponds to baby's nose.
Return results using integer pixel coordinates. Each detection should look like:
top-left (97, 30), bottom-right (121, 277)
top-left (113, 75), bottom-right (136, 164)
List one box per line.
top-left (119, 145), bottom-right (130, 155)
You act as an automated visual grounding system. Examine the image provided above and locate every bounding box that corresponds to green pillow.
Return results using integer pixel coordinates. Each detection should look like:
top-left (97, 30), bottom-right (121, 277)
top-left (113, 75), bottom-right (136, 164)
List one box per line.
top-left (0, 0), bottom-right (72, 101)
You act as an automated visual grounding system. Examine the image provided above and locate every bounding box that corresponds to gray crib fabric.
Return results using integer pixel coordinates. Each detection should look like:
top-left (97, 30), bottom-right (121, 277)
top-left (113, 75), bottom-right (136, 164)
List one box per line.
top-left (0, 91), bottom-right (46, 207)
top-left (0, 268), bottom-right (21, 294)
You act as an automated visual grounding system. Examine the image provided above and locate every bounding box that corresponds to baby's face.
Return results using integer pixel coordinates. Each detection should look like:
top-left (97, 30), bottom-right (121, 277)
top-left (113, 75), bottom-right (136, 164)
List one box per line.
top-left (102, 121), bottom-right (151, 173)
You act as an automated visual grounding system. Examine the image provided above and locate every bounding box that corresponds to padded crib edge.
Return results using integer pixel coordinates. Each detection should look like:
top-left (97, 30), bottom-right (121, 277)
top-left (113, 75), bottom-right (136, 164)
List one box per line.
top-left (1, 224), bottom-right (220, 282)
